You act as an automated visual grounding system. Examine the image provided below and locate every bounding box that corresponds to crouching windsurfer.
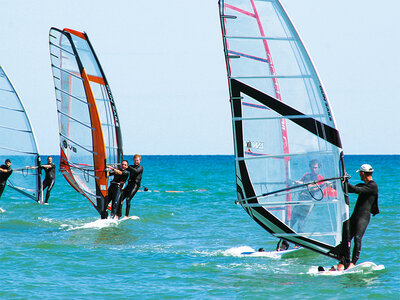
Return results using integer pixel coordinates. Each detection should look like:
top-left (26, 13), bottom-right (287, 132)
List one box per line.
top-left (334, 164), bottom-right (379, 271)
top-left (116, 154), bottom-right (143, 219)
top-left (102, 160), bottom-right (129, 219)
top-left (0, 159), bottom-right (13, 199)
top-left (41, 156), bottom-right (56, 204)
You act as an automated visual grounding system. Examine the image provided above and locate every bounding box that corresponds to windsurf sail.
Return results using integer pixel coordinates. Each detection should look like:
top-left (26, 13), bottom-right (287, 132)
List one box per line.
top-left (0, 66), bottom-right (43, 203)
top-left (49, 28), bottom-right (123, 216)
top-left (219, 0), bottom-right (350, 262)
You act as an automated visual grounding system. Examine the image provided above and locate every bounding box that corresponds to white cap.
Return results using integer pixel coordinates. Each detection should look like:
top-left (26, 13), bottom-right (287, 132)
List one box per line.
top-left (356, 164), bottom-right (374, 173)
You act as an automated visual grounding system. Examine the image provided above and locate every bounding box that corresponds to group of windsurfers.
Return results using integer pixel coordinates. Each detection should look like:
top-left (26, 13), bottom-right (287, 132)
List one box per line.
top-left (102, 154), bottom-right (143, 220)
top-left (275, 161), bottom-right (379, 271)
top-left (0, 156), bottom-right (56, 204)
top-left (0, 154), bottom-right (143, 220)
top-left (0, 155), bottom-right (379, 269)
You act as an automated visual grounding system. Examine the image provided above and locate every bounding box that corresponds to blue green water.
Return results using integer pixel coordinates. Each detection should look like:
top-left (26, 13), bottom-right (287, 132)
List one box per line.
top-left (0, 155), bottom-right (398, 299)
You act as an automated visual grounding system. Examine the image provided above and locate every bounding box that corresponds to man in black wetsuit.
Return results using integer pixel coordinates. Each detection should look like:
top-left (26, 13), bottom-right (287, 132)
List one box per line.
top-left (102, 160), bottom-right (129, 219)
top-left (337, 163), bottom-right (379, 270)
top-left (117, 154), bottom-right (143, 218)
top-left (41, 156), bottom-right (56, 204)
top-left (0, 159), bottom-right (13, 198)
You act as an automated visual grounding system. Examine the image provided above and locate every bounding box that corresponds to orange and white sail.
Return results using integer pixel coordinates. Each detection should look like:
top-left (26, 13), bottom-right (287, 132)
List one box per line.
top-left (49, 28), bottom-right (123, 215)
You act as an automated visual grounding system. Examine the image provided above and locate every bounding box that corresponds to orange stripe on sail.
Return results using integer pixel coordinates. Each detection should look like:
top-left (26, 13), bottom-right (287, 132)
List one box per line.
top-left (64, 28), bottom-right (86, 40)
top-left (81, 68), bottom-right (108, 198)
top-left (87, 74), bottom-right (105, 85)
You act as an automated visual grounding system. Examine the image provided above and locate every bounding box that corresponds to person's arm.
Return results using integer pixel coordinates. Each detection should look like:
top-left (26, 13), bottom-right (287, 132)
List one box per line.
top-left (109, 166), bottom-right (122, 175)
top-left (348, 182), bottom-right (377, 195)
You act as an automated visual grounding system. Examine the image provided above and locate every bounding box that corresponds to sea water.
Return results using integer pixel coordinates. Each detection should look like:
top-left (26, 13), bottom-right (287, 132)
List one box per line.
top-left (0, 155), bottom-right (398, 299)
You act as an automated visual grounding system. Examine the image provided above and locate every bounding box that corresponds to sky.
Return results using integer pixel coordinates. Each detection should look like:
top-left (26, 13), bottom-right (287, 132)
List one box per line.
top-left (0, 0), bottom-right (398, 155)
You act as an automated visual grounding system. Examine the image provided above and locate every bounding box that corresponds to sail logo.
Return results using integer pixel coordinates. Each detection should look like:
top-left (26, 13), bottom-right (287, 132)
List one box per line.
top-left (62, 140), bottom-right (77, 153)
top-left (319, 85), bottom-right (333, 121)
top-left (246, 141), bottom-right (264, 150)
top-left (106, 84), bottom-right (120, 127)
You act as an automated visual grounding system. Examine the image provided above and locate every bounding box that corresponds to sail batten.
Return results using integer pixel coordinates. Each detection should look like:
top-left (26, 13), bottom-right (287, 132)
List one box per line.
top-left (219, 0), bottom-right (349, 261)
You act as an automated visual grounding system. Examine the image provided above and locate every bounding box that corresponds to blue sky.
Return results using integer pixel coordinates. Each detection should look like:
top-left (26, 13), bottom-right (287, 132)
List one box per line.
top-left (1, 0), bottom-right (398, 155)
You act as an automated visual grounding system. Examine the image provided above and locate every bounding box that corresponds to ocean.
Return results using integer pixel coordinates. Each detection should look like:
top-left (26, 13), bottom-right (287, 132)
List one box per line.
top-left (0, 155), bottom-right (398, 299)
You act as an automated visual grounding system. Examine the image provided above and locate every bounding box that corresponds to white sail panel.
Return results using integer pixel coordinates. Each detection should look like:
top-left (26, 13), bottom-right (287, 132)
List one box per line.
top-left (0, 66), bottom-right (42, 202)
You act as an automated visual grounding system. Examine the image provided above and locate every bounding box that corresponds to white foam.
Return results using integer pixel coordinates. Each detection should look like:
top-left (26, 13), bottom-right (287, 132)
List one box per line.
top-left (0, 207), bottom-right (5, 213)
top-left (66, 218), bottom-right (119, 230)
top-left (222, 246), bottom-right (255, 256)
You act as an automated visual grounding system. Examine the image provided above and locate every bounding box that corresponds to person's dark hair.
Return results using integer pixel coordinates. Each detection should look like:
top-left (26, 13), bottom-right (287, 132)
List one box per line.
top-left (5, 159), bottom-right (11, 164)
top-left (122, 160), bottom-right (129, 165)
top-left (309, 159), bottom-right (321, 168)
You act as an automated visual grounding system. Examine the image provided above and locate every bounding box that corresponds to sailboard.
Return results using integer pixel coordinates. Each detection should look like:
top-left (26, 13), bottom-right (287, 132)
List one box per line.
top-left (312, 262), bottom-right (384, 276)
top-left (49, 28), bottom-right (123, 217)
top-left (241, 247), bottom-right (306, 258)
top-left (219, 0), bottom-right (351, 263)
top-left (0, 66), bottom-right (43, 203)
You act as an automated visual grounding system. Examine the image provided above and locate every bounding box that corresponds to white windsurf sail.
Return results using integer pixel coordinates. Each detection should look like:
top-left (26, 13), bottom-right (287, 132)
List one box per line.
top-left (219, 0), bottom-right (350, 262)
top-left (49, 28), bottom-right (123, 217)
top-left (0, 66), bottom-right (43, 203)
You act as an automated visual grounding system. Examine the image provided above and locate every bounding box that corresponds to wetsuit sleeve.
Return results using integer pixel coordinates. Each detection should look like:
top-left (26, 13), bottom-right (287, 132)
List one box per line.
top-left (347, 182), bottom-right (378, 195)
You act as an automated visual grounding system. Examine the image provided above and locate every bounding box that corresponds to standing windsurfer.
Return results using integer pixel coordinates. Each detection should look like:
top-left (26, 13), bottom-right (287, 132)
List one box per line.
top-left (116, 154), bottom-right (143, 218)
top-left (0, 159), bottom-right (12, 198)
top-left (41, 156), bottom-right (56, 204)
top-left (290, 159), bottom-right (324, 233)
top-left (337, 164), bottom-right (379, 270)
top-left (102, 160), bottom-right (129, 219)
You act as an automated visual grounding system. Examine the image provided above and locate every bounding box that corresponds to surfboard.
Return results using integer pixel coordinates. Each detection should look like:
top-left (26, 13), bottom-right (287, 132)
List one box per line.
top-left (313, 262), bottom-right (384, 275)
top-left (119, 215), bottom-right (140, 221)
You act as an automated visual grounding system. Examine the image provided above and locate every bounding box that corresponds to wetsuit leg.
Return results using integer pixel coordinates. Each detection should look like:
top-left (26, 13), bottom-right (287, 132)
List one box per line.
top-left (0, 184), bottom-right (5, 198)
top-left (43, 179), bottom-right (55, 204)
top-left (111, 187), bottom-right (122, 218)
top-left (124, 183), bottom-right (139, 217)
top-left (349, 214), bottom-right (370, 265)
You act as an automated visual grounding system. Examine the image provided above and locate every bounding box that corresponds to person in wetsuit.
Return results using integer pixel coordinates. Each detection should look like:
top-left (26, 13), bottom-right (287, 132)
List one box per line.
top-left (102, 160), bottom-right (129, 219)
top-left (290, 159), bottom-right (324, 233)
top-left (0, 159), bottom-right (13, 198)
top-left (337, 163), bottom-right (379, 270)
top-left (41, 156), bottom-right (56, 204)
top-left (276, 239), bottom-right (290, 251)
top-left (116, 154), bottom-right (143, 218)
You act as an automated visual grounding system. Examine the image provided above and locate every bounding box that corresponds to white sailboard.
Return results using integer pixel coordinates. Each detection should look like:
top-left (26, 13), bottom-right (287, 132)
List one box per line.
top-left (219, 0), bottom-right (353, 264)
top-left (310, 262), bottom-right (385, 276)
top-left (0, 66), bottom-right (43, 203)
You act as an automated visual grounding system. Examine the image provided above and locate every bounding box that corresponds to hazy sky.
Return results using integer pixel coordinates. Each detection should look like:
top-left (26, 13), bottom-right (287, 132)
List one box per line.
top-left (1, 0), bottom-right (398, 155)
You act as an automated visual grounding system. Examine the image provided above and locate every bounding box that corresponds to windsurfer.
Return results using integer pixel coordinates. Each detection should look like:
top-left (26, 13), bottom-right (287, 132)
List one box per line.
top-left (41, 156), bottom-right (56, 204)
top-left (337, 164), bottom-right (379, 270)
top-left (276, 239), bottom-right (289, 251)
top-left (0, 159), bottom-right (12, 198)
top-left (103, 160), bottom-right (129, 219)
top-left (290, 159), bottom-right (324, 233)
top-left (116, 154), bottom-right (143, 218)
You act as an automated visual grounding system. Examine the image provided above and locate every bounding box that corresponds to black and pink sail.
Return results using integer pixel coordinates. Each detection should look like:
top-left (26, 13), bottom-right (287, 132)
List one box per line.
top-left (219, 0), bottom-right (350, 261)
